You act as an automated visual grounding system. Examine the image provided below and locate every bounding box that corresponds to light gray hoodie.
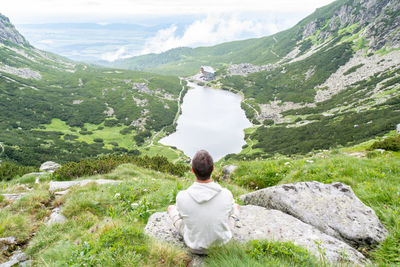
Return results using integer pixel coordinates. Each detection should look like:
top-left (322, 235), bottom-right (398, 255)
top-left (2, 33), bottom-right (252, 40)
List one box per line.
top-left (175, 182), bottom-right (235, 252)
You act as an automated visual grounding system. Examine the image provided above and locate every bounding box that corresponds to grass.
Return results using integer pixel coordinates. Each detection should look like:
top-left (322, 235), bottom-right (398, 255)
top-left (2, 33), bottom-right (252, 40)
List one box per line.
top-left (38, 118), bottom-right (137, 150)
top-left (2, 145), bottom-right (400, 266)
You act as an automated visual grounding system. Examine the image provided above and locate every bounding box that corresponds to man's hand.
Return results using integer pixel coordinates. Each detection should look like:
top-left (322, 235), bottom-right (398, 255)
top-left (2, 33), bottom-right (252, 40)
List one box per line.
top-left (234, 203), bottom-right (240, 211)
top-left (168, 205), bottom-right (174, 212)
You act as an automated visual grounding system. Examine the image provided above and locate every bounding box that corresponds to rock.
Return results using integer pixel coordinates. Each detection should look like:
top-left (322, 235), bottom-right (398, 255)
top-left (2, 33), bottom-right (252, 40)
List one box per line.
top-left (222, 165), bottom-right (237, 179)
top-left (19, 260), bottom-right (32, 267)
top-left (240, 181), bottom-right (387, 248)
top-left (0, 250), bottom-right (28, 267)
top-left (0, 237), bottom-right (17, 252)
top-left (39, 161), bottom-right (61, 173)
top-left (397, 123), bottom-right (400, 134)
top-left (145, 205), bottom-right (366, 265)
top-left (54, 189), bottom-right (70, 196)
top-left (1, 193), bottom-right (27, 201)
top-left (47, 207), bottom-right (67, 225)
top-left (49, 179), bottom-right (121, 191)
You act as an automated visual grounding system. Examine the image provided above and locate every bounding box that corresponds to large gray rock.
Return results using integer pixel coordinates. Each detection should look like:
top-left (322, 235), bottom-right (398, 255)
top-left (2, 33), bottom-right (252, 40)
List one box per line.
top-left (0, 237), bottom-right (16, 252)
top-left (240, 181), bottom-right (387, 248)
top-left (49, 179), bottom-right (121, 191)
top-left (145, 205), bottom-right (366, 265)
top-left (39, 161), bottom-right (61, 173)
top-left (397, 123), bottom-right (400, 134)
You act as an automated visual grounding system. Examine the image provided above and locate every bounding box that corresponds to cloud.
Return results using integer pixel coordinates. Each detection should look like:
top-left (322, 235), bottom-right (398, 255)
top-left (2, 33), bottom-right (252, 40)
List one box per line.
top-left (140, 15), bottom-right (280, 55)
top-left (100, 47), bottom-right (133, 62)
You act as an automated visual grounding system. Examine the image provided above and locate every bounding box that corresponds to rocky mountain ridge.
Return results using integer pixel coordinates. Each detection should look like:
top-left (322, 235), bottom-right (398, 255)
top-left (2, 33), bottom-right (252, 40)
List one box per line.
top-left (0, 13), bottom-right (30, 47)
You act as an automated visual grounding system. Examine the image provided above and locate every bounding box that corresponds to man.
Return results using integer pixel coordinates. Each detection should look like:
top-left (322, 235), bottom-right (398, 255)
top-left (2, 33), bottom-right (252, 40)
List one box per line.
top-left (168, 149), bottom-right (240, 254)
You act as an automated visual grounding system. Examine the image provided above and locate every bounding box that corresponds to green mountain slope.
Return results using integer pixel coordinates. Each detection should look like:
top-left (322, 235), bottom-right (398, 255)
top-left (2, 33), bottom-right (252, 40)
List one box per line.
top-left (0, 14), bottom-right (186, 166)
top-left (109, 0), bottom-right (400, 76)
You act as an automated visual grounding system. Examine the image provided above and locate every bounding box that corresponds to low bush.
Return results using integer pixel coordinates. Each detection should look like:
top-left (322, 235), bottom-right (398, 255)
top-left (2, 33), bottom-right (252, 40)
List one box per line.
top-left (53, 154), bottom-right (190, 180)
top-left (0, 161), bottom-right (37, 181)
top-left (370, 135), bottom-right (400, 152)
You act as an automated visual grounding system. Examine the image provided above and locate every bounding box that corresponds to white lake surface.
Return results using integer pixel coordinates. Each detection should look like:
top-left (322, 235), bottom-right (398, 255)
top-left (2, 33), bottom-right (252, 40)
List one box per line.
top-left (160, 82), bottom-right (251, 161)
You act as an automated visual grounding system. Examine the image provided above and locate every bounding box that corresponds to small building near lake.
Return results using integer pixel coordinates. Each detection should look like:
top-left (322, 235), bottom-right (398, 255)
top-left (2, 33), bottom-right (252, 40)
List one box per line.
top-left (200, 66), bottom-right (216, 81)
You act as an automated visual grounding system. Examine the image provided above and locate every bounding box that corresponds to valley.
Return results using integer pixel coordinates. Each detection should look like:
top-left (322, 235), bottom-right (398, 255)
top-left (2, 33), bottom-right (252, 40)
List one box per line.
top-left (1, 0), bottom-right (400, 266)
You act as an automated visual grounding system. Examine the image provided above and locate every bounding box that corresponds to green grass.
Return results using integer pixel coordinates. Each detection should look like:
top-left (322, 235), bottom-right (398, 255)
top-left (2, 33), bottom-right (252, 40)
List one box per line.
top-left (38, 118), bottom-right (137, 150)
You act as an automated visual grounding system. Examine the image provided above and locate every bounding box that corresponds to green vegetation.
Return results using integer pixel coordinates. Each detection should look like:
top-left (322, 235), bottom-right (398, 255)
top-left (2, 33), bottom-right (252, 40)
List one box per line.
top-left (343, 63), bottom-right (364, 75)
top-left (0, 161), bottom-right (37, 181)
top-left (53, 154), bottom-right (190, 180)
top-left (0, 41), bottom-right (182, 166)
top-left (370, 135), bottom-right (400, 152)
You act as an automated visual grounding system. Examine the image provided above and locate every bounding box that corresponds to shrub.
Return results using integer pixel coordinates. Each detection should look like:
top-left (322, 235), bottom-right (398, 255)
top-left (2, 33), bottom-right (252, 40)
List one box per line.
top-left (104, 119), bottom-right (119, 127)
top-left (370, 135), bottom-right (400, 152)
top-left (231, 161), bottom-right (288, 189)
top-left (0, 162), bottom-right (37, 181)
top-left (93, 138), bottom-right (103, 143)
top-left (53, 154), bottom-right (190, 180)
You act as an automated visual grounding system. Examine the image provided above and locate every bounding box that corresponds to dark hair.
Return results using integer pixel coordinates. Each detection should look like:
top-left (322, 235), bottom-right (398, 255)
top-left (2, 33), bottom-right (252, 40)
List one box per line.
top-left (192, 150), bottom-right (214, 180)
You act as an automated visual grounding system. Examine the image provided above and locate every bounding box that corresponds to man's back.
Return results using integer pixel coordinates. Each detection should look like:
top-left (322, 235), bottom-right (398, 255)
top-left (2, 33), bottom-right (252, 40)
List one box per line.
top-left (176, 181), bottom-right (234, 252)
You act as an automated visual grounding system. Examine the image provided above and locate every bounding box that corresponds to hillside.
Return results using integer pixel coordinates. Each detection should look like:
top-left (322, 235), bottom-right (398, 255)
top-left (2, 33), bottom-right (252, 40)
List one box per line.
top-left (109, 0), bottom-right (400, 76)
top-left (0, 142), bottom-right (399, 266)
top-left (0, 13), bottom-right (188, 167)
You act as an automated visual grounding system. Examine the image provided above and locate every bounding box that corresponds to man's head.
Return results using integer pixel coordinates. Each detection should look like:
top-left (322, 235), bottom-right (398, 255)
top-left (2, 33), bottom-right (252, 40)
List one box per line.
top-left (192, 150), bottom-right (214, 181)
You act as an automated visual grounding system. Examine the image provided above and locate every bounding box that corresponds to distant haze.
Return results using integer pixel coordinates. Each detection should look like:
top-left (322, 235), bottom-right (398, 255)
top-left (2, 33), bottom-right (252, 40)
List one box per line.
top-left (4, 0), bottom-right (335, 62)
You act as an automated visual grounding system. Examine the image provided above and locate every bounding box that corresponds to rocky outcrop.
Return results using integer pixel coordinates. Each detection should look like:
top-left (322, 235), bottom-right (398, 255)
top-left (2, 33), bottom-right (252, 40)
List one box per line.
top-left (0, 14), bottom-right (29, 46)
top-left (39, 161), bottom-right (61, 173)
top-left (145, 205), bottom-right (367, 265)
top-left (240, 181), bottom-right (387, 248)
top-left (227, 63), bottom-right (278, 76)
top-left (0, 65), bottom-right (41, 80)
top-left (397, 123), bottom-right (400, 134)
top-left (301, 0), bottom-right (400, 51)
top-left (0, 250), bottom-right (28, 267)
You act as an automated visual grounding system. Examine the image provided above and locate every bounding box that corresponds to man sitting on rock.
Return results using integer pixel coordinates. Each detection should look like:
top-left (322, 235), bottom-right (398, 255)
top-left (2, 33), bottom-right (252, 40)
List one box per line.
top-left (168, 149), bottom-right (240, 254)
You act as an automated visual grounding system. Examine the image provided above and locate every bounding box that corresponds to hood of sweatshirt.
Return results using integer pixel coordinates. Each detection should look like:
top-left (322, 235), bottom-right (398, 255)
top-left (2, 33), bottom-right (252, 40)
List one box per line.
top-left (186, 182), bottom-right (222, 203)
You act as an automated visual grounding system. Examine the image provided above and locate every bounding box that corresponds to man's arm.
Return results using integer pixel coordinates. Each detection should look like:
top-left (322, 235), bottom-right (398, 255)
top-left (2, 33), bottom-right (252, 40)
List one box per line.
top-left (168, 205), bottom-right (184, 235)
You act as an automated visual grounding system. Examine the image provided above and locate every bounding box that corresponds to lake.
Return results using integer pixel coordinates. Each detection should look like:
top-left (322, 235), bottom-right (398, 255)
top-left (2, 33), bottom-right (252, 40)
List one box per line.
top-left (160, 82), bottom-right (252, 161)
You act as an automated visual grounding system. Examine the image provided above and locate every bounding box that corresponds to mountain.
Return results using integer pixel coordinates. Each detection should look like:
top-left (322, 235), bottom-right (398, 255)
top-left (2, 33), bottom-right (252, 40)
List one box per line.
top-left (0, 14), bottom-right (186, 166)
top-left (112, 0), bottom-right (400, 159)
top-left (111, 0), bottom-right (400, 76)
top-left (0, 13), bottom-right (30, 47)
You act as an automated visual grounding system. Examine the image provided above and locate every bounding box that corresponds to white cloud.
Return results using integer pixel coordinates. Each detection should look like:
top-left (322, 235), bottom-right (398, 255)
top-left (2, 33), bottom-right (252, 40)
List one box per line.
top-left (100, 47), bottom-right (133, 62)
top-left (140, 16), bottom-right (280, 55)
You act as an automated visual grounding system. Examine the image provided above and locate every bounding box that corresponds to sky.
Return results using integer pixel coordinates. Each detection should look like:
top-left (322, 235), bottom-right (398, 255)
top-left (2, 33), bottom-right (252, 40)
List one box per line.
top-left (2, 0), bottom-right (335, 24)
top-left (2, 0), bottom-right (336, 60)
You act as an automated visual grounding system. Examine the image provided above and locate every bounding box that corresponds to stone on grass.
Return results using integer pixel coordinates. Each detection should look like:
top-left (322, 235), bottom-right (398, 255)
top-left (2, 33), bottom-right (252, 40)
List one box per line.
top-left (0, 250), bottom-right (28, 267)
top-left (39, 161), bottom-right (61, 173)
top-left (145, 205), bottom-right (366, 265)
top-left (47, 208), bottom-right (67, 225)
top-left (49, 179), bottom-right (121, 191)
top-left (0, 237), bottom-right (17, 252)
top-left (1, 193), bottom-right (27, 201)
top-left (240, 181), bottom-right (387, 248)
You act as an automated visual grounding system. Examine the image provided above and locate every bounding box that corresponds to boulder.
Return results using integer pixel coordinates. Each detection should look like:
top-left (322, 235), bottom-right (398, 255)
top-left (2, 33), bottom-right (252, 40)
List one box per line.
top-left (222, 165), bottom-right (237, 179)
top-left (47, 207), bottom-right (67, 225)
top-left (49, 179), bottom-right (121, 191)
top-left (39, 161), bottom-right (61, 173)
top-left (397, 123), bottom-right (400, 134)
top-left (145, 205), bottom-right (366, 265)
top-left (240, 181), bottom-right (387, 248)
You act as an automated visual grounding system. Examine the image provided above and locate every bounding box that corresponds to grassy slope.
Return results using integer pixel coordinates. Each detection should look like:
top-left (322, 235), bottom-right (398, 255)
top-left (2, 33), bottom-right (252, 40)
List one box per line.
top-left (109, 0), bottom-right (350, 76)
top-left (0, 41), bottom-right (185, 166)
top-left (1, 144), bottom-right (399, 266)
